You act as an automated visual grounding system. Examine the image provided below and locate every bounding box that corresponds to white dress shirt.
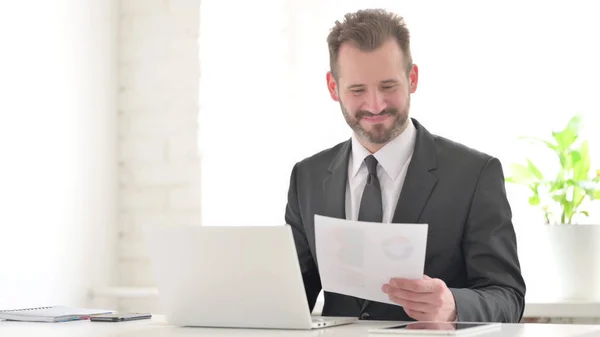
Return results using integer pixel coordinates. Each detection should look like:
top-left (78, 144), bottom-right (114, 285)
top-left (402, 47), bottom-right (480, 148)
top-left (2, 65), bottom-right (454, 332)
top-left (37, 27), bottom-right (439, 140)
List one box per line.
top-left (345, 120), bottom-right (417, 223)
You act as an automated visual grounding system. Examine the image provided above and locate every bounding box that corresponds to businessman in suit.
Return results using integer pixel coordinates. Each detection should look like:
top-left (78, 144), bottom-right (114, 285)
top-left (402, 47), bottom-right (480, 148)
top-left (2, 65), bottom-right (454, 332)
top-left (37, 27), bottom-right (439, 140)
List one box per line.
top-left (284, 9), bottom-right (526, 323)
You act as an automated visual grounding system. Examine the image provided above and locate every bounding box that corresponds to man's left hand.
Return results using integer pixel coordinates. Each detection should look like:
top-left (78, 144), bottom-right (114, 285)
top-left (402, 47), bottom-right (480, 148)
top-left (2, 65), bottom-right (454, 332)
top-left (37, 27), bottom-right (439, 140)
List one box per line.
top-left (382, 275), bottom-right (457, 322)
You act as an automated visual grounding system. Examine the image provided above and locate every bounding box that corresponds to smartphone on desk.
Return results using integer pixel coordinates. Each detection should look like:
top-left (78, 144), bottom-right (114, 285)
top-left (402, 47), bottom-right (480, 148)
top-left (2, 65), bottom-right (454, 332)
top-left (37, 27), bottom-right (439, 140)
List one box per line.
top-left (90, 313), bottom-right (152, 322)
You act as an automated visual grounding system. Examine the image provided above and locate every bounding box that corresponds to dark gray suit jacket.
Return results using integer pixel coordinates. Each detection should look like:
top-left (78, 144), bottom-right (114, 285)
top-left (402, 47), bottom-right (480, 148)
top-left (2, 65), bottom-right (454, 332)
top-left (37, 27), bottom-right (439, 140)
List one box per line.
top-left (284, 118), bottom-right (526, 323)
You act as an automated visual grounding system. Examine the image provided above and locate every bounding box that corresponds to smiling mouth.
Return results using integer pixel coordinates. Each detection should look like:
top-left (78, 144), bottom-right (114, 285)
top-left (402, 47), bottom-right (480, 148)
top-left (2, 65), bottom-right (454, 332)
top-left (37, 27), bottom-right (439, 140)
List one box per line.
top-left (361, 114), bottom-right (390, 123)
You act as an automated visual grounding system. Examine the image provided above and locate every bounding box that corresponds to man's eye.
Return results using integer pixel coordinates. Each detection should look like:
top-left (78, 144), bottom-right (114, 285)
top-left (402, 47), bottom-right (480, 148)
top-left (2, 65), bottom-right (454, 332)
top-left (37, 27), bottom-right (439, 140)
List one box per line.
top-left (382, 85), bottom-right (396, 90)
top-left (351, 89), bottom-right (364, 94)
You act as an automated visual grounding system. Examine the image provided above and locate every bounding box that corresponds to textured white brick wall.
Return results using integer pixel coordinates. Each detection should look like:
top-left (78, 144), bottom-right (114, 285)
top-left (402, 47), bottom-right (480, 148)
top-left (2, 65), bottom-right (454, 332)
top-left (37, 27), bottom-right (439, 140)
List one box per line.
top-left (117, 0), bottom-right (201, 312)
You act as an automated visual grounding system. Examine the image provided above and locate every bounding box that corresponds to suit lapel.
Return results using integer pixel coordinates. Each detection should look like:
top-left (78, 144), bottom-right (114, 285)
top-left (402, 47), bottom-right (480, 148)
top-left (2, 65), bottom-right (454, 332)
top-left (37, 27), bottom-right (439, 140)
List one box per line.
top-left (391, 118), bottom-right (438, 224)
top-left (322, 140), bottom-right (351, 220)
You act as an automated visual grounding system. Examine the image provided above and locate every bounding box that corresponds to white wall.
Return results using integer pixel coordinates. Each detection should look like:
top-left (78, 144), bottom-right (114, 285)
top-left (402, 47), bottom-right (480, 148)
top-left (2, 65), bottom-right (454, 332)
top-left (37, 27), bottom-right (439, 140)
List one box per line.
top-left (117, 0), bottom-right (201, 312)
top-left (198, 0), bottom-right (294, 227)
top-left (0, 0), bottom-right (118, 309)
top-left (0, 0), bottom-right (201, 313)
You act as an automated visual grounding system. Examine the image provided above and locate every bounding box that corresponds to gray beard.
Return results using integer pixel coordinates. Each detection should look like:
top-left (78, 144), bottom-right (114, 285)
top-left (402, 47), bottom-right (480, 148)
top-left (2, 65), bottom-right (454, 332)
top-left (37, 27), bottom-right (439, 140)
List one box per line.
top-left (340, 103), bottom-right (409, 144)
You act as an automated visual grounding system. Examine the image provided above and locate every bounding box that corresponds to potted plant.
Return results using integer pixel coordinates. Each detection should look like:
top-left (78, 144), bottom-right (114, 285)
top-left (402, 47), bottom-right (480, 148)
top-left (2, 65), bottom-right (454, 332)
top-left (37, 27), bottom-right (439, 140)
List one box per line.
top-left (506, 114), bottom-right (600, 301)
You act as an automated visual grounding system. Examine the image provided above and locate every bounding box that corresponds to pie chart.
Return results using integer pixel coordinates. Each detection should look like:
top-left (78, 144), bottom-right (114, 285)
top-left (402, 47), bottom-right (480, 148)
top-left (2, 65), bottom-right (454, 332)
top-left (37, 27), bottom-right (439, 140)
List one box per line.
top-left (381, 236), bottom-right (413, 260)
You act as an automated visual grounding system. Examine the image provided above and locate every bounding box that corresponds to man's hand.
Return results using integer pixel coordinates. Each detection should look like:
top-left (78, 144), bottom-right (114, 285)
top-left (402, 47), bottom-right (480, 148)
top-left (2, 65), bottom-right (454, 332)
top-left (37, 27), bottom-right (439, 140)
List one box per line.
top-left (382, 275), bottom-right (457, 322)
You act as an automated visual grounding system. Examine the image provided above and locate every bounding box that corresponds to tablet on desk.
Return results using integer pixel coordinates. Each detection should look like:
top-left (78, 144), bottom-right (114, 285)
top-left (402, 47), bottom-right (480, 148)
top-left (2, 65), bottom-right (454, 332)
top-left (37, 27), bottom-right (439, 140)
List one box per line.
top-left (368, 322), bottom-right (501, 335)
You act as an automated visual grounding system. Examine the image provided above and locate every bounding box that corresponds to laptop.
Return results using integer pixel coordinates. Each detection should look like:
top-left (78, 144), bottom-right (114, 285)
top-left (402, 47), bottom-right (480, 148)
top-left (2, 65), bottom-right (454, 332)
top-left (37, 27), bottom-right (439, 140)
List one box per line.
top-left (142, 224), bottom-right (357, 330)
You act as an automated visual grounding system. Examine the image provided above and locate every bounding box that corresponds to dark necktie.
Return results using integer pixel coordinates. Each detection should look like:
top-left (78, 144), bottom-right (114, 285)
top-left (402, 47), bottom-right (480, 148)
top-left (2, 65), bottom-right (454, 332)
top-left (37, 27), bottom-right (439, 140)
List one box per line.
top-left (358, 155), bottom-right (383, 222)
top-left (356, 155), bottom-right (382, 311)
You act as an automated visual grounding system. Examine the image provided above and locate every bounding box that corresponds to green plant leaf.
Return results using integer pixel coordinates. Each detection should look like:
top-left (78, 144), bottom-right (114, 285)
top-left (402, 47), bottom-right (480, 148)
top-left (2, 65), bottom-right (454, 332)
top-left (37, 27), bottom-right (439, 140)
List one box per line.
top-left (563, 201), bottom-right (575, 224)
top-left (580, 211), bottom-right (590, 217)
top-left (552, 130), bottom-right (577, 151)
top-left (558, 151), bottom-right (568, 168)
top-left (565, 179), bottom-right (578, 186)
top-left (572, 184), bottom-right (585, 209)
top-left (594, 190), bottom-right (600, 200)
top-left (552, 114), bottom-right (582, 151)
top-left (506, 163), bottom-right (538, 185)
top-left (573, 141), bottom-right (591, 181)
top-left (528, 195), bottom-right (541, 206)
top-left (570, 150), bottom-right (582, 165)
top-left (552, 192), bottom-right (565, 203)
top-left (526, 159), bottom-right (544, 180)
top-left (550, 178), bottom-right (565, 192)
top-left (529, 182), bottom-right (540, 194)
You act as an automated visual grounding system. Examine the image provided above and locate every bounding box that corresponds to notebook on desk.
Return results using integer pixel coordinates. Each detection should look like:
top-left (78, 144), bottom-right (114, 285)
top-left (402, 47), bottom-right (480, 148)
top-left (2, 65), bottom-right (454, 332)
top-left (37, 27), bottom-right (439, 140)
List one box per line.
top-left (0, 306), bottom-right (115, 322)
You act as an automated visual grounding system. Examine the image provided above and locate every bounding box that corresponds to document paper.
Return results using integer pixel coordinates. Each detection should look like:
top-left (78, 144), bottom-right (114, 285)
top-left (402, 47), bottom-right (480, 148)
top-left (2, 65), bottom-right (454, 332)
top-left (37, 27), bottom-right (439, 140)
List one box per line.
top-left (314, 214), bottom-right (428, 306)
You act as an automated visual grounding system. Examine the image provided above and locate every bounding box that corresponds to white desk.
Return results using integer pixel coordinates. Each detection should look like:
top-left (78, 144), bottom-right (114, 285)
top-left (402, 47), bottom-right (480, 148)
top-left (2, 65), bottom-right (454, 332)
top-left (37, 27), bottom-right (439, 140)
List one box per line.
top-left (524, 301), bottom-right (600, 319)
top-left (313, 297), bottom-right (600, 319)
top-left (96, 287), bottom-right (600, 319)
top-left (1, 315), bottom-right (599, 337)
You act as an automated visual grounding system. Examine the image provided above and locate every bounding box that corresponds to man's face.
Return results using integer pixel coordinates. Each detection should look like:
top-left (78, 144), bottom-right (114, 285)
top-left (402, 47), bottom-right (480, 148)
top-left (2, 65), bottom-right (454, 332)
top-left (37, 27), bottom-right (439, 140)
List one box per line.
top-left (327, 38), bottom-right (418, 146)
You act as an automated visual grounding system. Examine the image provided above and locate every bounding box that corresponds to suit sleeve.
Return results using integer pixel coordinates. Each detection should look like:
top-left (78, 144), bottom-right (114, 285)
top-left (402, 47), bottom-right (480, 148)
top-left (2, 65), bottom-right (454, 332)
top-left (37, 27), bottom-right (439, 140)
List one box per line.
top-left (285, 163), bottom-right (322, 312)
top-left (450, 157), bottom-right (526, 323)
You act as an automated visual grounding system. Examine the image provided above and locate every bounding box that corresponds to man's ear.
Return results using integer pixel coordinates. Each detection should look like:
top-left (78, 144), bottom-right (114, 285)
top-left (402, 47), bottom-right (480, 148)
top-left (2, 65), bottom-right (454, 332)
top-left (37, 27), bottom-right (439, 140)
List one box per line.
top-left (326, 71), bottom-right (340, 101)
top-left (409, 64), bottom-right (419, 93)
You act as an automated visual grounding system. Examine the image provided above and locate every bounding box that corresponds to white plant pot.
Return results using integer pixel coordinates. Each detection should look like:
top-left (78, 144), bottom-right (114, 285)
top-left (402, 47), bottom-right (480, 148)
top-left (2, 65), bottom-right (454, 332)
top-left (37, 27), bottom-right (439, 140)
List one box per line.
top-left (544, 224), bottom-right (600, 302)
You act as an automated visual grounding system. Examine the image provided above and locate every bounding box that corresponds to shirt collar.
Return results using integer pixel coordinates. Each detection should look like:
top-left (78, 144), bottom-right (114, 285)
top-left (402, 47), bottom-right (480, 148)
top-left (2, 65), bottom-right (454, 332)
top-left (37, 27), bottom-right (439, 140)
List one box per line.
top-left (350, 135), bottom-right (372, 178)
top-left (350, 119), bottom-right (417, 180)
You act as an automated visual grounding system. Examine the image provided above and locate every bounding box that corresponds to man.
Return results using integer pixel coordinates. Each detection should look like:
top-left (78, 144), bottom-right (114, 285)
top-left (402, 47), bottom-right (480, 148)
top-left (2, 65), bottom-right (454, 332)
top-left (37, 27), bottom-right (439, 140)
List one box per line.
top-left (284, 8), bottom-right (526, 323)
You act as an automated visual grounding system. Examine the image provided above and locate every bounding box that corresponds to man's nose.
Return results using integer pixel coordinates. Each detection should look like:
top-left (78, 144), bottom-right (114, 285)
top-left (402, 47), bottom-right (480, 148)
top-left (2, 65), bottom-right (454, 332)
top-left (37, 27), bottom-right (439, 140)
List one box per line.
top-left (366, 91), bottom-right (386, 114)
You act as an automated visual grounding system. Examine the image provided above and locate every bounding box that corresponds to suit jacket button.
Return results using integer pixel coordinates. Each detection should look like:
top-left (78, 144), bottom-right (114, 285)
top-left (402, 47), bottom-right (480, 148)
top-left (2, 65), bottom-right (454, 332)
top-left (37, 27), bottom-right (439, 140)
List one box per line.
top-left (360, 312), bottom-right (370, 320)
